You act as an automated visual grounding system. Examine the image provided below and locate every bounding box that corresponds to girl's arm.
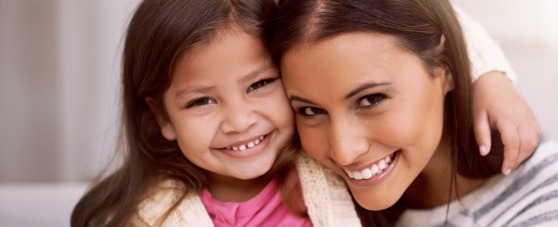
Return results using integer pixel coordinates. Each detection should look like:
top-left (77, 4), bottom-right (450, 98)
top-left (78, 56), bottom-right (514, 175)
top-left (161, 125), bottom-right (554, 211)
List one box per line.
top-left (456, 7), bottom-right (541, 175)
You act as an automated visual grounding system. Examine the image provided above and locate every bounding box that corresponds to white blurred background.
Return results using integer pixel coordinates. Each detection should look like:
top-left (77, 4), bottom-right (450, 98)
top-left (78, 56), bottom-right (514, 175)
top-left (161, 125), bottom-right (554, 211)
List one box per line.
top-left (0, 0), bottom-right (557, 226)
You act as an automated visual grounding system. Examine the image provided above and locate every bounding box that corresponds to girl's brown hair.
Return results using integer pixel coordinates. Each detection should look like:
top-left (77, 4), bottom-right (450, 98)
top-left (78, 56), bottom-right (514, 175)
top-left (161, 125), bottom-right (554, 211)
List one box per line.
top-left (71, 0), bottom-right (299, 226)
top-left (268, 0), bottom-right (503, 225)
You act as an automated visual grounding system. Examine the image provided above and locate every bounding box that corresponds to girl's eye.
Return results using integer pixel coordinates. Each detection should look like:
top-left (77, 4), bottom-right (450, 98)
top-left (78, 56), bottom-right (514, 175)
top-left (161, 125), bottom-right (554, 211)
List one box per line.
top-left (358, 94), bottom-right (386, 107)
top-left (185, 97), bottom-right (216, 108)
top-left (297, 106), bottom-right (326, 117)
top-left (247, 78), bottom-right (278, 92)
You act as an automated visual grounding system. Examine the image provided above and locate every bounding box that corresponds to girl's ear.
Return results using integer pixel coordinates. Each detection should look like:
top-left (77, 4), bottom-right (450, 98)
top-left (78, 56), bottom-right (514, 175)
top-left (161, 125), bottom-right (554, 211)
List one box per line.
top-left (145, 97), bottom-right (176, 141)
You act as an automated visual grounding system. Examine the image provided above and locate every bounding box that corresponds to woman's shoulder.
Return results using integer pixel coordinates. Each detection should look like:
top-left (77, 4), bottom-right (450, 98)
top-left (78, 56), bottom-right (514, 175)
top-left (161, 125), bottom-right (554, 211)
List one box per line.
top-left (131, 179), bottom-right (213, 226)
top-left (524, 138), bottom-right (558, 165)
top-left (485, 139), bottom-right (558, 226)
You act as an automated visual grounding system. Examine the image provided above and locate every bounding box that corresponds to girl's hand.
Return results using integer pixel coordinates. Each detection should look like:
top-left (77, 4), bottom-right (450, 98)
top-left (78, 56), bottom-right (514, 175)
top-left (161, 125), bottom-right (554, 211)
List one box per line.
top-left (472, 71), bottom-right (541, 175)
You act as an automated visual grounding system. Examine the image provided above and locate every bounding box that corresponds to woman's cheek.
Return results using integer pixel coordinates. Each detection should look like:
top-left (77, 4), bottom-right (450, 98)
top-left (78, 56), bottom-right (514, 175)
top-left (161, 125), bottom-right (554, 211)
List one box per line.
top-left (298, 125), bottom-right (325, 157)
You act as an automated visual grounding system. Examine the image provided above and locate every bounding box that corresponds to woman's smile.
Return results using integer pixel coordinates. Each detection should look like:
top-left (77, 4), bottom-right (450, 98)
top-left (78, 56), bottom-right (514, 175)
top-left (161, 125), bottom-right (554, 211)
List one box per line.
top-left (342, 151), bottom-right (398, 185)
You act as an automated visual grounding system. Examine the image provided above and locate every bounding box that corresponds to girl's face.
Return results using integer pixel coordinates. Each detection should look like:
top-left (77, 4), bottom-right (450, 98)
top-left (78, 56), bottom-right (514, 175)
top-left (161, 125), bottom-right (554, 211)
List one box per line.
top-left (160, 28), bottom-right (294, 183)
top-left (281, 32), bottom-right (452, 210)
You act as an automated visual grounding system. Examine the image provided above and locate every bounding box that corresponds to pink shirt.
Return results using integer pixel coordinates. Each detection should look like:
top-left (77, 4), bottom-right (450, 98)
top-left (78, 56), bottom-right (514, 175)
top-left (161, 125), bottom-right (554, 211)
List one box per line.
top-left (200, 178), bottom-right (312, 227)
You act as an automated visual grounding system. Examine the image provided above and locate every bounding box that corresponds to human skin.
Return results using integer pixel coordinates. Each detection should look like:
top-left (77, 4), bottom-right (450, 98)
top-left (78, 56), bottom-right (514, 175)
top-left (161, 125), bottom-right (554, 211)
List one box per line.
top-left (281, 31), bottom-right (485, 210)
top-left (153, 27), bottom-right (294, 202)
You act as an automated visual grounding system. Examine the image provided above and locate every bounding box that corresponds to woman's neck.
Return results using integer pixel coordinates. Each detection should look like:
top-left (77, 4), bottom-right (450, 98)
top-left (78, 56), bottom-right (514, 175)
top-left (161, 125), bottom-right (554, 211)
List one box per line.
top-left (402, 142), bottom-right (488, 209)
top-left (205, 172), bottom-right (272, 202)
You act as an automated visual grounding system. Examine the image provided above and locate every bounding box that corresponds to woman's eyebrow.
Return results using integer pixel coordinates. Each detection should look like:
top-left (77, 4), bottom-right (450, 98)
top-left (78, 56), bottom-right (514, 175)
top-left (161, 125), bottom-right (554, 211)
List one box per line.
top-left (345, 82), bottom-right (391, 99)
top-left (289, 95), bottom-right (317, 105)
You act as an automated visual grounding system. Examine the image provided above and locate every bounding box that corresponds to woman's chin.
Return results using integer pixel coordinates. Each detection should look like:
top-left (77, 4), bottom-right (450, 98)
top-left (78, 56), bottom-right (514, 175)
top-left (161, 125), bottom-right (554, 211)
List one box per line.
top-left (351, 189), bottom-right (399, 211)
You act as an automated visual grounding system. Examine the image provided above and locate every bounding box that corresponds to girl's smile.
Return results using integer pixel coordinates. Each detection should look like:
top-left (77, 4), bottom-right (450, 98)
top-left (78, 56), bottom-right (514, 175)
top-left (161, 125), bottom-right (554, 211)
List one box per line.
top-left (159, 27), bottom-right (294, 183)
top-left (219, 133), bottom-right (271, 158)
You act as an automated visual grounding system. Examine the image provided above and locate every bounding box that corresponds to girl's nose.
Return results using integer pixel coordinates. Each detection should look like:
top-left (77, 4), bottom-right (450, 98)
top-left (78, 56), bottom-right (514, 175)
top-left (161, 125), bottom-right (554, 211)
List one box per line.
top-left (220, 100), bottom-right (258, 133)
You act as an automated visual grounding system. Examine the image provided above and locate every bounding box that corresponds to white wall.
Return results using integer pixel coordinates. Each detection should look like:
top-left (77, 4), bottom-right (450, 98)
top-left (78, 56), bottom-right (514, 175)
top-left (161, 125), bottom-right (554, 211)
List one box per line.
top-left (453, 0), bottom-right (558, 140)
top-left (0, 0), bottom-right (140, 182)
top-left (0, 0), bottom-right (556, 183)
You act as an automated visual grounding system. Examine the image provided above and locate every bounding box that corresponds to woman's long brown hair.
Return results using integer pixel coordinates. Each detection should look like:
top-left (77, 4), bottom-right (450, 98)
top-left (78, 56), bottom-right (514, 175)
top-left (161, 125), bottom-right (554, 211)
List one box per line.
top-left (70, 0), bottom-right (301, 226)
top-left (268, 0), bottom-right (503, 225)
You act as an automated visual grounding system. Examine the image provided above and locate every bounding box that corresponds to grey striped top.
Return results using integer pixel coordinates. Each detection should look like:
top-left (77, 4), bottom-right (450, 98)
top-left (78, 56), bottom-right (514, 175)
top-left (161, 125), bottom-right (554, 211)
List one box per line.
top-left (396, 140), bottom-right (558, 227)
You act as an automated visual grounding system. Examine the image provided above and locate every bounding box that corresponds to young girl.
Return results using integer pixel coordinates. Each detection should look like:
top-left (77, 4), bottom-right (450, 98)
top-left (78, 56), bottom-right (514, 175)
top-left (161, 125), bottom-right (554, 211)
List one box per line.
top-left (270, 0), bottom-right (558, 225)
top-left (71, 0), bottom-right (359, 226)
top-left (71, 0), bottom-right (539, 226)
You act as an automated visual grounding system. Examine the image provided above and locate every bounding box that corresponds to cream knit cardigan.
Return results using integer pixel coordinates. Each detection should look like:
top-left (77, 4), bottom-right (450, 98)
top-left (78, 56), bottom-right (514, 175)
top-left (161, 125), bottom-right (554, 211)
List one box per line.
top-left (130, 154), bottom-right (361, 226)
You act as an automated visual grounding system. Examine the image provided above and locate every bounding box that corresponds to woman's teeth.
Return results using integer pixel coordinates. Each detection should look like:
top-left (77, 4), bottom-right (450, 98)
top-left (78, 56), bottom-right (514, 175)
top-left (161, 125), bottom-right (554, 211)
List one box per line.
top-left (227, 136), bottom-right (265, 151)
top-left (344, 154), bottom-right (394, 180)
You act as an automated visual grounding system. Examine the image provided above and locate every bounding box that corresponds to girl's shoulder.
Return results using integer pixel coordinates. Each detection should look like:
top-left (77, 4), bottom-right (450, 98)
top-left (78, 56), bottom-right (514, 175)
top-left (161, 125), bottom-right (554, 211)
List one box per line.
top-left (131, 179), bottom-right (213, 226)
top-left (295, 153), bottom-right (362, 227)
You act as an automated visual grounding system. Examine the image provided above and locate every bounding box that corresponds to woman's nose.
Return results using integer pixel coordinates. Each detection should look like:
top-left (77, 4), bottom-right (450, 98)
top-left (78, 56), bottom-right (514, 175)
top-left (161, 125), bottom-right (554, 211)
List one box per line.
top-left (328, 118), bottom-right (369, 166)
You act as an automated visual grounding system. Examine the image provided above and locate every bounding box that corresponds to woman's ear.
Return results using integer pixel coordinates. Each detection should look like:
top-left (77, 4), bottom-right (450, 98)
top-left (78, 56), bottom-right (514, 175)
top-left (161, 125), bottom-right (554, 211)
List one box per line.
top-left (437, 35), bottom-right (454, 93)
top-left (145, 97), bottom-right (176, 141)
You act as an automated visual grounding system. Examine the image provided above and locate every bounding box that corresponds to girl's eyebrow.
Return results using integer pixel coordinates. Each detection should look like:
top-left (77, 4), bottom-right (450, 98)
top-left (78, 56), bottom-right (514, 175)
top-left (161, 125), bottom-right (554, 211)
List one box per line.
top-left (175, 85), bottom-right (213, 99)
top-left (240, 64), bottom-right (274, 83)
top-left (344, 82), bottom-right (391, 99)
top-left (174, 64), bottom-right (275, 99)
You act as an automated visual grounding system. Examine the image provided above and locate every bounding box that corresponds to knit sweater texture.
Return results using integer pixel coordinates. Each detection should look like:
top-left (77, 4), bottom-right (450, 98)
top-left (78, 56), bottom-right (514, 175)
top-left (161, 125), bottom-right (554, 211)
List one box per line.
top-left (396, 140), bottom-right (558, 226)
top-left (131, 154), bottom-right (361, 226)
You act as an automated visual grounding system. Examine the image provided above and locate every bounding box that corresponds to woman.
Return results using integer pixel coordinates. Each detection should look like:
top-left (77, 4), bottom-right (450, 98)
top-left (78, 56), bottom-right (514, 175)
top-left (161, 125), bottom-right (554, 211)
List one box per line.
top-left (270, 0), bottom-right (558, 225)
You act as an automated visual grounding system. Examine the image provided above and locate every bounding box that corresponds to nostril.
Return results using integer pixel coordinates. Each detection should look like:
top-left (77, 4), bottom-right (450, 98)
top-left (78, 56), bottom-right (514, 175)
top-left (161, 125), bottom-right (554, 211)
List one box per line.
top-left (330, 140), bottom-right (369, 166)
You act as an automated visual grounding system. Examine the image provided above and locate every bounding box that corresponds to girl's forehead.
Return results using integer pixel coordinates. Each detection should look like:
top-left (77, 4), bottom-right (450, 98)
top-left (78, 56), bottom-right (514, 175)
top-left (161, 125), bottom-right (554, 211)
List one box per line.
top-left (170, 28), bottom-right (273, 89)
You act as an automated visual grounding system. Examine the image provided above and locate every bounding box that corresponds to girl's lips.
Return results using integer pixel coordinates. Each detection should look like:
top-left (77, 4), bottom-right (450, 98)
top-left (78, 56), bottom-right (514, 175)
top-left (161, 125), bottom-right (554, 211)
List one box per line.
top-left (343, 150), bottom-right (400, 186)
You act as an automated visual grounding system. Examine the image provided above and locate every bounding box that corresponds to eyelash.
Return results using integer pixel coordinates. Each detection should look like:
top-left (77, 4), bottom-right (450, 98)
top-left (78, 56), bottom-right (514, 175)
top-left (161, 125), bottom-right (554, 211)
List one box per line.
top-left (357, 93), bottom-right (387, 108)
top-left (184, 77), bottom-right (278, 109)
top-left (185, 97), bottom-right (216, 108)
top-left (247, 77), bottom-right (278, 92)
top-left (297, 106), bottom-right (326, 118)
top-left (296, 93), bottom-right (387, 117)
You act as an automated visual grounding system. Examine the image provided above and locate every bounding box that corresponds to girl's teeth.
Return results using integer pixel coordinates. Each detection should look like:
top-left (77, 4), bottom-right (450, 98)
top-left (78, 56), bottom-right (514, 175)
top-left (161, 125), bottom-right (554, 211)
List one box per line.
top-left (228, 136), bottom-right (264, 151)
top-left (345, 154), bottom-right (395, 180)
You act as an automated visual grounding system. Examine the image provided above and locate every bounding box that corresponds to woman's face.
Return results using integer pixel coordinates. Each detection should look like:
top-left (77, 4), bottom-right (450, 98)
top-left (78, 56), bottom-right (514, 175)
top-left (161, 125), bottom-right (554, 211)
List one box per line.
top-left (281, 32), bottom-right (452, 210)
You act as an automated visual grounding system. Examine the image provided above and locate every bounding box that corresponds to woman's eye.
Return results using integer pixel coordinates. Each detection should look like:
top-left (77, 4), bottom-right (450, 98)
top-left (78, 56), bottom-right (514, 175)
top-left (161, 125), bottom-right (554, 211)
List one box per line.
top-left (185, 97), bottom-right (216, 108)
top-left (247, 78), bottom-right (277, 92)
top-left (358, 94), bottom-right (386, 107)
top-left (297, 106), bottom-right (326, 117)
